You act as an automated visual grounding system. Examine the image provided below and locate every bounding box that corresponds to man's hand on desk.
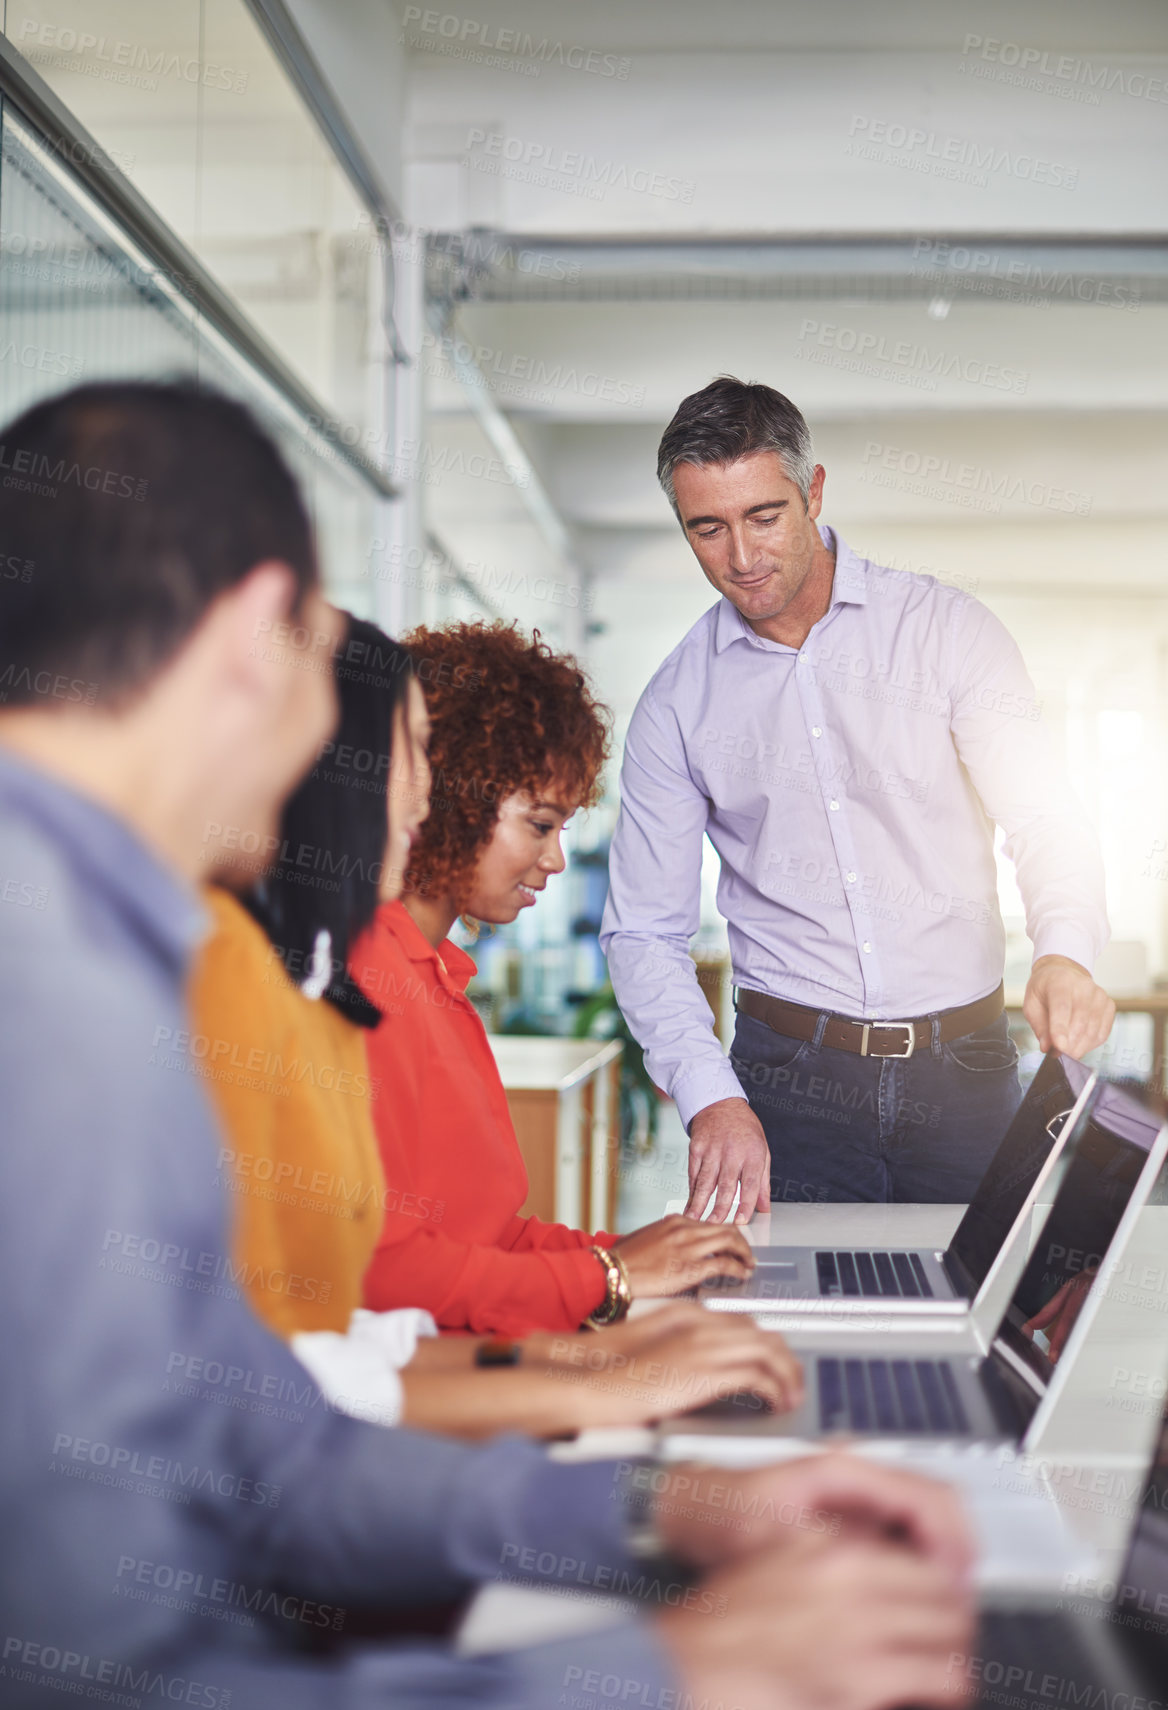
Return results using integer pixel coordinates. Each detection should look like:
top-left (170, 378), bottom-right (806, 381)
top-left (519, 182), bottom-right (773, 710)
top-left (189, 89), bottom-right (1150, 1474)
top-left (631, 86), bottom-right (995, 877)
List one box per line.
top-left (1023, 955), bottom-right (1115, 1059)
top-left (684, 1097), bottom-right (771, 1223)
top-left (650, 1453), bottom-right (976, 1710)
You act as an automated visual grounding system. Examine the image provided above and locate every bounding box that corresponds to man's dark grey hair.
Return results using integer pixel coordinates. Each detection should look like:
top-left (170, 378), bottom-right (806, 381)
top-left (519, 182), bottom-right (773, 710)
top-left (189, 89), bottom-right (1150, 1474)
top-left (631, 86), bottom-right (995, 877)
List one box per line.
top-left (657, 375), bottom-right (816, 520)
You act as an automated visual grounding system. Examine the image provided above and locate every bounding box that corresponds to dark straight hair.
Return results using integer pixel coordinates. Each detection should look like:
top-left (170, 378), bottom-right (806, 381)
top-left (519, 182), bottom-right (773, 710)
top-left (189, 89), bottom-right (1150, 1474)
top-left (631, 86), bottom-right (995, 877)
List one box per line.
top-left (245, 613), bottom-right (413, 1027)
top-left (0, 379), bottom-right (316, 708)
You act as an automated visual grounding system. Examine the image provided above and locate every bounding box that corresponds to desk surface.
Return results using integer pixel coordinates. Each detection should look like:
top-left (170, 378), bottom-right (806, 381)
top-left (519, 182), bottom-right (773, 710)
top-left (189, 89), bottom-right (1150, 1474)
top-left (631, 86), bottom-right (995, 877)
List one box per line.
top-left (486, 1034), bottom-right (622, 1091)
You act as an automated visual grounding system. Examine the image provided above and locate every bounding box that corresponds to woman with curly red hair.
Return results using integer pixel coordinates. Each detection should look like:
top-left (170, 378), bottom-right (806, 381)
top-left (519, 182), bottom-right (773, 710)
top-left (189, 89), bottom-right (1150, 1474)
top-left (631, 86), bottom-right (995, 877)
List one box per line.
top-left (353, 622), bottom-right (762, 1337)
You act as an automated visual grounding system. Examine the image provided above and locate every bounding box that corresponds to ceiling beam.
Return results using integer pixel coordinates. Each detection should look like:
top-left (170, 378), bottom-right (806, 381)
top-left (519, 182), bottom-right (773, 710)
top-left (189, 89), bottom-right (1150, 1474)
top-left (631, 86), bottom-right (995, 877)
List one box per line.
top-left (427, 230), bottom-right (1168, 305)
top-left (423, 298), bottom-right (577, 568)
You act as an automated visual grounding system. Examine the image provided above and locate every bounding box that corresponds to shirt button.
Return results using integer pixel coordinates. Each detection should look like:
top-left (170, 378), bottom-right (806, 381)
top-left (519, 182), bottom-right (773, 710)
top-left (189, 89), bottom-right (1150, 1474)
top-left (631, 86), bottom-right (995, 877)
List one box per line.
top-left (829, 799), bottom-right (840, 811)
top-left (846, 871), bottom-right (857, 883)
top-left (811, 726), bottom-right (822, 738)
top-left (862, 941), bottom-right (872, 953)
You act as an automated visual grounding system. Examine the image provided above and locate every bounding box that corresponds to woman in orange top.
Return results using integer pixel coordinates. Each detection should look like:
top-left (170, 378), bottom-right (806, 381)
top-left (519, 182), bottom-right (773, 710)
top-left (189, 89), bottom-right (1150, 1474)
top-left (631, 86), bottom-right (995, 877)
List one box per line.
top-left (188, 883), bottom-right (386, 1337)
top-left (355, 622), bottom-right (759, 1336)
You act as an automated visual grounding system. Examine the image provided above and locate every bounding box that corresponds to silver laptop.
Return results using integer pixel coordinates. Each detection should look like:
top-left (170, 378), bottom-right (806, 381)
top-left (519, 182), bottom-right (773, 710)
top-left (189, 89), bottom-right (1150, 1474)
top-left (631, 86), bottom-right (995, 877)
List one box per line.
top-left (667, 1075), bottom-right (1168, 1461)
top-left (700, 1052), bottom-right (1096, 1322)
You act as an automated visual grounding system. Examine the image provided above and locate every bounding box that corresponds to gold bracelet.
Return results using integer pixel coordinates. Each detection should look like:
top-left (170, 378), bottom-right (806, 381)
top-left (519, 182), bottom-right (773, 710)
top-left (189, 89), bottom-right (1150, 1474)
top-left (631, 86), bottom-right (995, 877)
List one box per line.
top-left (612, 1250), bottom-right (632, 1312)
top-left (585, 1246), bottom-right (618, 1327)
top-left (585, 1244), bottom-right (632, 1328)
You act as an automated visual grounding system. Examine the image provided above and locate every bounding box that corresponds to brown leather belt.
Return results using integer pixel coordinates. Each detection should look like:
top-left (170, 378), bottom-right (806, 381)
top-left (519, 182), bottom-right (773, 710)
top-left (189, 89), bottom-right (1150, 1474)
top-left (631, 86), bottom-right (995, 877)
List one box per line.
top-left (733, 983), bottom-right (1004, 1060)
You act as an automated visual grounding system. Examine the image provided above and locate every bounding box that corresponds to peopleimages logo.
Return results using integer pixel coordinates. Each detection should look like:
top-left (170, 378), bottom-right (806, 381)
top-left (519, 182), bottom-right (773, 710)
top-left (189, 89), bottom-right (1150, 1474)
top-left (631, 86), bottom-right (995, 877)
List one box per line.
top-left (860, 440), bottom-right (1092, 517)
top-left (352, 215), bottom-right (582, 284)
top-left (911, 239), bottom-right (1140, 312)
top-left (18, 18), bottom-right (249, 92)
top-left (50, 1431), bottom-right (281, 1508)
top-left (115, 1553), bottom-right (346, 1632)
top-left (797, 321), bottom-right (1029, 395)
top-left (400, 8), bottom-right (631, 79)
top-left (2, 1638), bottom-right (230, 1707)
top-left (422, 329), bottom-right (646, 407)
top-left (0, 442), bottom-right (146, 499)
top-left (847, 115), bottom-right (1079, 191)
top-left (465, 129), bottom-right (695, 204)
top-left (960, 33), bottom-right (1168, 106)
top-left (0, 343), bottom-right (85, 381)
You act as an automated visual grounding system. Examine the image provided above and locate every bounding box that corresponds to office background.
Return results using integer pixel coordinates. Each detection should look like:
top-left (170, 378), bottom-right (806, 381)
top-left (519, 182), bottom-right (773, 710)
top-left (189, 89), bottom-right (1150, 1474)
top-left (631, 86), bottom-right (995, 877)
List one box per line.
top-left (2, 0), bottom-right (1166, 1190)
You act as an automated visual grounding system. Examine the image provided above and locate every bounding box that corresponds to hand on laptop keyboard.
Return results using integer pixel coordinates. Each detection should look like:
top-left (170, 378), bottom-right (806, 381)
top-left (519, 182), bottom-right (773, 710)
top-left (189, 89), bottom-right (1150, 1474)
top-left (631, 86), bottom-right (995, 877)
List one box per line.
top-left (645, 1453), bottom-right (976, 1710)
top-left (612, 1214), bottom-right (757, 1296)
top-left (539, 1303), bottom-right (804, 1423)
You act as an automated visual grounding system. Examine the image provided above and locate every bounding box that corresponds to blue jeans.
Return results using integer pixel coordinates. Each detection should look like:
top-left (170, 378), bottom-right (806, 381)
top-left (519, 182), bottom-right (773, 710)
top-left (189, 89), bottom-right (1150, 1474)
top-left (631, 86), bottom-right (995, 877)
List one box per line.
top-left (731, 1009), bottom-right (1023, 1204)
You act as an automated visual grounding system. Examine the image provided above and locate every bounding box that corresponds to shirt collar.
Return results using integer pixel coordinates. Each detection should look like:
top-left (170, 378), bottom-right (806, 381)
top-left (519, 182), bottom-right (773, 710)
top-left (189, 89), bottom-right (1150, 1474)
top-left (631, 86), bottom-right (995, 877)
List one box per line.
top-left (377, 899), bottom-right (477, 992)
top-left (713, 524), bottom-right (870, 653)
top-left (0, 745), bottom-right (206, 974)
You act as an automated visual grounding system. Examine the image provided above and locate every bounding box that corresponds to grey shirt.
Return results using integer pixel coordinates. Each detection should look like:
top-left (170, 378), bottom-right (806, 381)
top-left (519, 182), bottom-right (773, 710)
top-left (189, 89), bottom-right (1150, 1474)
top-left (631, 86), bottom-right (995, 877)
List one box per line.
top-left (0, 747), bottom-right (672, 1707)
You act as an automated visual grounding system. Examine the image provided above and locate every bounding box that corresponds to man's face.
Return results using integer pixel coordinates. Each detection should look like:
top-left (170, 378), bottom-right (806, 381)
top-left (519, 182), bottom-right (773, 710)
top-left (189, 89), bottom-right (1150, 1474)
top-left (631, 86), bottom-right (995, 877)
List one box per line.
top-left (672, 451), bottom-right (826, 626)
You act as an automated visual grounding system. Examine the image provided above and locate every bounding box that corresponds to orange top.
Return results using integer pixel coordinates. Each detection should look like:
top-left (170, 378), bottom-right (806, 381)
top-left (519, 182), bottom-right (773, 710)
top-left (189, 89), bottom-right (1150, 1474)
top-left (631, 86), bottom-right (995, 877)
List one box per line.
top-left (353, 900), bottom-right (612, 1335)
top-left (188, 887), bottom-right (387, 1337)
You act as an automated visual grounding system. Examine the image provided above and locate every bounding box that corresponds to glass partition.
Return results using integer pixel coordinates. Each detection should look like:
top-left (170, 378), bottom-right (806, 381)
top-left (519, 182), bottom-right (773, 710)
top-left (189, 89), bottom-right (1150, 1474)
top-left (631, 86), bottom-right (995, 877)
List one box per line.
top-left (4, 0), bottom-right (390, 451)
top-left (0, 102), bottom-right (380, 609)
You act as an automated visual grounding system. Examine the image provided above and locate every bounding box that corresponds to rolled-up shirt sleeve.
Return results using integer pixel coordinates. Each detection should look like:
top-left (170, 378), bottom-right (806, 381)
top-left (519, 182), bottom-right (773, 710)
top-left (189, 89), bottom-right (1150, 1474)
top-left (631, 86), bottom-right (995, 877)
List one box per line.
top-left (948, 596), bottom-right (1109, 975)
top-left (601, 688), bottom-right (747, 1130)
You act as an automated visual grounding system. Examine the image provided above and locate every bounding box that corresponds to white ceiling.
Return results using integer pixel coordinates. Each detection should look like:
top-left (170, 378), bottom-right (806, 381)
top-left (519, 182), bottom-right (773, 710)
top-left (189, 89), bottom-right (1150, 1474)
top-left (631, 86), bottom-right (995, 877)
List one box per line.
top-left (405, 38), bottom-right (1168, 236)
top-left (7, 2), bottom-right (1162, 624)
top-left (399, 0), bottom-right (1168, 631)
top-left (425, 298), bottom-right (1168, 423)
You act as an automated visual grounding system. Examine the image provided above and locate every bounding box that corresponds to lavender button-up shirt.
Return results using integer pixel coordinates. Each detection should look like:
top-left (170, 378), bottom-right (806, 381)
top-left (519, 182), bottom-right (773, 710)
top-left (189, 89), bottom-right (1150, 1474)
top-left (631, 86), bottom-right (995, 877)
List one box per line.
top-left (600, 527), bottom-right (1109, 1131)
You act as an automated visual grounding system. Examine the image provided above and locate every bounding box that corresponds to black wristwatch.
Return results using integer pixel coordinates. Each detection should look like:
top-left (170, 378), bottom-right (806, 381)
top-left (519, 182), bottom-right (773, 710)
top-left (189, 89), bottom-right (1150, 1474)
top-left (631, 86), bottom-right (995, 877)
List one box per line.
top-left (474, 1337), bottom-right (523, 1367)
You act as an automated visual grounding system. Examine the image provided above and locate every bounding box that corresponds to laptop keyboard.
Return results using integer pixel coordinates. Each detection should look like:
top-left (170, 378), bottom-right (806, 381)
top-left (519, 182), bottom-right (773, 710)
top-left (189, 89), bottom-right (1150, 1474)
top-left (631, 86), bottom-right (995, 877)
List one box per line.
top-left (816, 1249), bottom-right (935, 1298)
top-left (818, 1357), bottom-right (970, 1434)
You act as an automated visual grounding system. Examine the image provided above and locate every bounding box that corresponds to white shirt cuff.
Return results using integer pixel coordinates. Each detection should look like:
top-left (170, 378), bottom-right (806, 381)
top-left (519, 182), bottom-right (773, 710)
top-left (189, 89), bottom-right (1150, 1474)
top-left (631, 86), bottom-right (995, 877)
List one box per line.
top-left (290, 1307), bottom-right (438, 1429)
top-left (671, 1064), bottom-right (750, 1132)
top-left (1030, 924), bottom-right (1103, 977)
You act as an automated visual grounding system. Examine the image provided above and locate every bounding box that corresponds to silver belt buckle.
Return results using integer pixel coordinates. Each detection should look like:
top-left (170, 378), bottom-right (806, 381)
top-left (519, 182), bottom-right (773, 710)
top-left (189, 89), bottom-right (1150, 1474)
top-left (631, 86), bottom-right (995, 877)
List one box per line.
top-left (860, 1021), bottom-right (916, 1059)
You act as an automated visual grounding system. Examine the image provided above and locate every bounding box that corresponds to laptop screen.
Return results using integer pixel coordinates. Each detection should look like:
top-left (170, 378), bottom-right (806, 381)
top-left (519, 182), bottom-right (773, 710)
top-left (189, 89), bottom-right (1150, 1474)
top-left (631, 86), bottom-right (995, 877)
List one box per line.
top-left (1116, 1385), bottom-right (1168, 1665)
top-left (946, 1053), bottom-right (1093, 1297)
top-left (995, 1078), bottom-right (1166, 1386)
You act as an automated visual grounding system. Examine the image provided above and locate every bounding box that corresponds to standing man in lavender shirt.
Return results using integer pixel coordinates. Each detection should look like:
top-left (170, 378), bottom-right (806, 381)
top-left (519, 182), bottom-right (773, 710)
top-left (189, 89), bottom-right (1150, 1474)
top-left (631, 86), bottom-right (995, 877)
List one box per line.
top-left (601, 376), bottom-right (1115, 1222)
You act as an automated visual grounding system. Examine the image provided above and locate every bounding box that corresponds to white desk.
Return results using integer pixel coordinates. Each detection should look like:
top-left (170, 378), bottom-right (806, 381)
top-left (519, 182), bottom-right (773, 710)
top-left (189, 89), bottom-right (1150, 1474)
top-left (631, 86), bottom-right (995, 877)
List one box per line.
top-left (486, 1035), bottom-right (622, 1231)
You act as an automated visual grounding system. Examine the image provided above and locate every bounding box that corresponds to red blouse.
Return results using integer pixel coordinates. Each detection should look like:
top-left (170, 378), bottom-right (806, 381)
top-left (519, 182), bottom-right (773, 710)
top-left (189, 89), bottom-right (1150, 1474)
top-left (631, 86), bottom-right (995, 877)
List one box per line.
top-left (353, 901), bottom-right (612, 1335)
